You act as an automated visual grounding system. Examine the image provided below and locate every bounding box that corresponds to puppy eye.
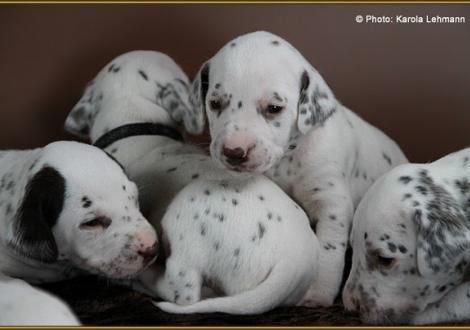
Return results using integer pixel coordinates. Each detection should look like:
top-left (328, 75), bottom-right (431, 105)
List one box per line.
top-left (80, 217), bottom-right (112, 230)
top-left (209, 100), bottom-right (222, 111)
top-left (266, 105), bottom-right (284, 115)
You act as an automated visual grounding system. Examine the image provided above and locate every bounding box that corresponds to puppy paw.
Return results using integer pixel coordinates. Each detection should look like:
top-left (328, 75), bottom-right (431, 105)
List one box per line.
top-left (153, 301), bottom-right (187, 314)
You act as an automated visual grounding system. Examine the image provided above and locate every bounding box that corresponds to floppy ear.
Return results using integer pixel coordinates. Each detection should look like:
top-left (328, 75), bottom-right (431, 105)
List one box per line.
top-left (297, 67), bottom-right (338, 134)
top-left (187, 62), bottom-right (210, 135)
top-left (156, 77), bottom-right (204, 135)
top-left (9, 166), bottom-right (65, 263)
top-left (413, 201), bottom-right (470, 278)
top-left (64, 81), bottom-right (98, 139)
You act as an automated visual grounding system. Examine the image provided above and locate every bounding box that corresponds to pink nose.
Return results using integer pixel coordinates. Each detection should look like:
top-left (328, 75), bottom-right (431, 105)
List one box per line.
top-left (138, 242), bottom-right (158, 264)
top-left (222, 146), bottom-right (248, 166)
top-left (136, 230), bottom-right (157, 247)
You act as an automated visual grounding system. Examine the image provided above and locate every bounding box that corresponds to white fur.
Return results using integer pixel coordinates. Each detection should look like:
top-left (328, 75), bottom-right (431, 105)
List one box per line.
top-left (0, 273), bottom-right (80, 325)
top-left (64, 50), bottom-right (321, 314)
top-left (189, 31), bottom-right (408, 306)
top-left (148, 176), bottom-right (319, 314)
top-left (343, 147), bottom-right (470, 324)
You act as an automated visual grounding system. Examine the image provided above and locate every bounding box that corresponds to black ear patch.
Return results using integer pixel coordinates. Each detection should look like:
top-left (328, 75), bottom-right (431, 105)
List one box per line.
top-left (9, 166), bottom-right (65, 263)
top-left (200, 62), bottom-right (210, 112)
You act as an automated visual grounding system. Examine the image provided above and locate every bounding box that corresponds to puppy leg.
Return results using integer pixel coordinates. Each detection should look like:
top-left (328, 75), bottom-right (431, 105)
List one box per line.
top-left (412, 282), bottom-right (470, 325)
top-left (294, 174), bottom-right (353, 307)
top-left (139, 257), bottom-right (202, 305)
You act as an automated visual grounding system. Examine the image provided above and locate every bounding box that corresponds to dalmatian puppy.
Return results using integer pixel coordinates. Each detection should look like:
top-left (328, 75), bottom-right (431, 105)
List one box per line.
top-left (64, 51), bottom-right (324, 310)
top-left (343, 147), bottom-right (470, 324)
top-left (64, 50), bottom-right (217, 222)
top-left (146, 175), bottom-right (319, 314)
top-left (0, 273), bottom-right (80, 325)
top-left (188, 31), bottom-right (408, 306)
top-left (0, 141), bottom-right (157, 323)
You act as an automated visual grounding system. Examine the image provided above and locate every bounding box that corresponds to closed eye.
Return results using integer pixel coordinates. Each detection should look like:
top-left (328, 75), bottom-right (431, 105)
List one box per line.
top-left (79, 217), bottom-right (112, 230)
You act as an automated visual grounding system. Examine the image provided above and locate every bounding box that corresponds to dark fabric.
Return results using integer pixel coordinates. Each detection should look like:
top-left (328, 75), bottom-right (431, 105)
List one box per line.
top-left (39, 276), bottom-right (362, 326)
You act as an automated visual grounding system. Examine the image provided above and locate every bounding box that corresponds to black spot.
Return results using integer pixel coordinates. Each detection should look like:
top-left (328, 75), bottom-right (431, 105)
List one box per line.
top-left (166, 167), bottom-right (177, 173)
top-left (388, 242), bottom-right (397, 253)
top-left (274, 121), bottom-right (281, 128)
top-left (258, 222), bottom-right (266, 239)
top-left (213, 241), bottom-right (220, 251)
top-left (267, 212), bottom-right (273, 220)
top-left (399, 176), bottom-right (413, 184)
top-left (232, 199), bottom-right (238, 206)
top-left (415, 185), bottom-right (428, 195)
top-left (138, 70), bottom-right (148, 81)
top-left (230, 42), bottom-right (236, 48)
top-left (382, 152), bottom-right (392, 166)
top-left (271, 40), bottom-right (280, 45)
top-left (364, 232), bottom-right (368, 240)
top-left (200, 223), bottom-right (207, 236)
top-left (204, 189), bottom-right (211, 196)
top-left (398, 245), bottom-right (408, 253)
top-left (329, 214), bottom-right (337, 221)
top-left (82, 196), bottom-right (92, 208)
top-left (402, 193), bottom-right (412, 200)
top-left (191, 173), bottom-right (200, 180)
top-left (215, 83), bottom-right (221, 89)
top-left (258, 195), bottom-right (265, 201)
top-left (122, 185), bottom-right (126, 191)
top-left (238, 101), bottom-right (242, 108)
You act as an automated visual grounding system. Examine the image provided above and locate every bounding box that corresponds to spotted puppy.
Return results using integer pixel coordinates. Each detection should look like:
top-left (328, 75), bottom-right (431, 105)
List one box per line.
top-left (343, 147), bottom-right (470, 324)
top-left (145, 175), bottom-right (319, 314)
top-left (0, 141), bottom-right (157, 323)
top-left (189, 31), bottom-right (408, 306)
top-left (0, 273), bottom-right (80, 325)
top-left (64, 50), bottom-right (216, 222)
top-left (63, 51), bottom-right (317, 309)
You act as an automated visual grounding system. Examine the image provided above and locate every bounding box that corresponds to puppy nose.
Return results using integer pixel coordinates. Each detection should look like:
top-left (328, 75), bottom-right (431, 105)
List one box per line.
top-left (222, 146), bottom-right (248, 165)
top-left (138, 242), bottom-right (158, 264)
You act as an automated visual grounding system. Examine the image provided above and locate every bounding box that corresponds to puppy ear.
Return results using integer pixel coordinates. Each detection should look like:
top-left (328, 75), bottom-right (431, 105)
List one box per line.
top-left (65, 81), bottom-right (97, 139)
top-left (156, 78), bottom-right (204, 135)
top-left (413, 194), bottom-right (470, 278)
top-left (9, 166), bottom-right (65, 263)
top-left (187, 62), bottom-right (210, 134)
top-left (297, 68), bottom-right (338, 134)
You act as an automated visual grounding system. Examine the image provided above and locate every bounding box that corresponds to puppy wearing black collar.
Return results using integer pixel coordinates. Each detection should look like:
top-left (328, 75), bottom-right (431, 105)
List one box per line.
top-left (65, 50), bottom-right (222, 221)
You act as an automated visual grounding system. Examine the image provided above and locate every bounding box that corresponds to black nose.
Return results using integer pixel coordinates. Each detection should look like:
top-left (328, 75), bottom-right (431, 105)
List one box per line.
top-left (222, 146), bottom-right (248, 166)
top-left (138, 243), bottom-right (158, 264)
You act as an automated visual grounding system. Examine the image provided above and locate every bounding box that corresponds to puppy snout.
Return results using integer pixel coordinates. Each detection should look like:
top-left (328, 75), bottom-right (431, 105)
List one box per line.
top-left (222, 146), bottom-right (249, 166)
top-left (138, 242), bottom-right (158, 264)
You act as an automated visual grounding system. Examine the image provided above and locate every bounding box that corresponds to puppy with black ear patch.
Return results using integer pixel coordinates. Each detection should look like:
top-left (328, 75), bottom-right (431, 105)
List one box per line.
top-left (0, 141), bottom-right (157, 324)
top-left (343, 147), bottom-right (470, 324)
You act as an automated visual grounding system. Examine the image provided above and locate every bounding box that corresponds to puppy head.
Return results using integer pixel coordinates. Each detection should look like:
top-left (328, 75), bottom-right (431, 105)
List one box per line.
top-left (190, 31), bottom-right (337, 173)
top-left (343, 164), bottom-right (470, 324)
top-left (9, 141), bottom-right (158, 279)
top-left (65, 50), bottom-right (203, 141)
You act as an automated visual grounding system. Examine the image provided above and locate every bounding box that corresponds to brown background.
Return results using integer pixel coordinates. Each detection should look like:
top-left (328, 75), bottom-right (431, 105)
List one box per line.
top-left (0, 4), bottom-right (468, 162)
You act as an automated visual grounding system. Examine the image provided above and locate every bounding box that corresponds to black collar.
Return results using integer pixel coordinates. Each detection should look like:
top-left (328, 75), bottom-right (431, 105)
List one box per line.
top-left (93, 122), bottom-right (183, 149)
